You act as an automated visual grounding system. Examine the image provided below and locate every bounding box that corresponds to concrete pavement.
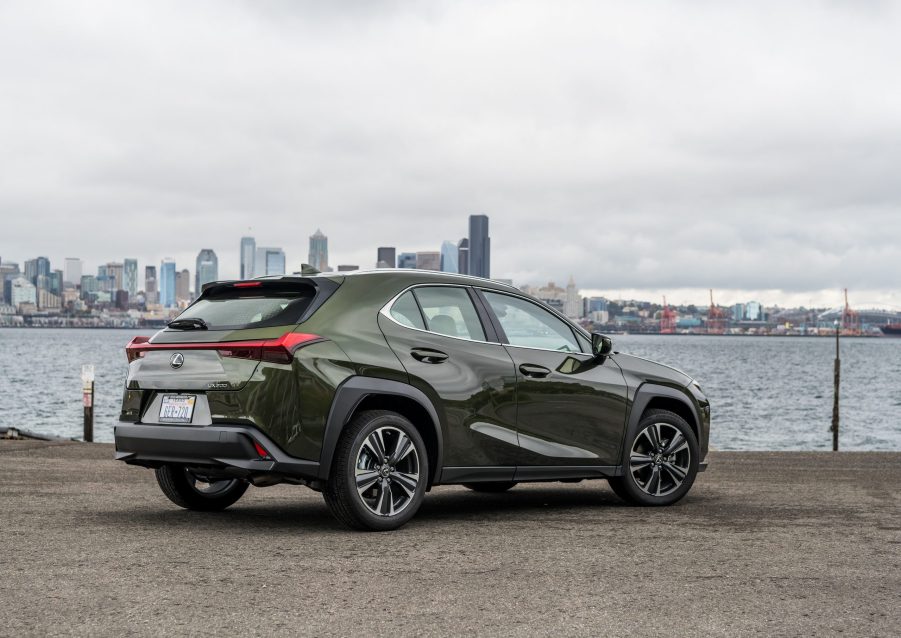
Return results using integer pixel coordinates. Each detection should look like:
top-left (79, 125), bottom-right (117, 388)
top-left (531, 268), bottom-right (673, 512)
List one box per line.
top-left (1, 440), bottom-right (899, 636)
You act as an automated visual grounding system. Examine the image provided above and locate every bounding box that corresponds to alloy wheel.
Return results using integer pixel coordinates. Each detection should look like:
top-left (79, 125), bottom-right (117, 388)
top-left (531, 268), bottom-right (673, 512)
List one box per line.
top-left (629, 422), bottom-right (691, 497)
top-left (354, 426), bottom-right (420, 517)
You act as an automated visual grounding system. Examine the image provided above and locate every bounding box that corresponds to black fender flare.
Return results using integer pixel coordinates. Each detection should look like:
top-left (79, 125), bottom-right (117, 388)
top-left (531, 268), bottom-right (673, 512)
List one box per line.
top-left (317, 376), bottom-right (444, 485)
top-left (624, 383), bottom-right (701, 451)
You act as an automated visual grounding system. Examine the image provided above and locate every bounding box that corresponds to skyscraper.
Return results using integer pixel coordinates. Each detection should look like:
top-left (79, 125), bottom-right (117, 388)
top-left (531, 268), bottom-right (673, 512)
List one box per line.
top-left (123, 259), bottom-right (138, 297)
top-left (104, 262), bottom-right (124, 292)
top-left (440, 241), bottom-right (458, 273)
top-left (457, 238), bottom-right (469, 275)
top-left (195, 249), bottom-right (218, 294)
top-left (176, 268), bottom-right (191, 303)
top-left (145, 265), bottom-right (158, 305)
top-left (240, 236), bottom-right (255, 279)
top-left (63, 258), bottom-right (83, 286)
top-left (24, 257), bottom-right (50, 286)
top-left (377, 247), bottom-right (396, 269)
top-left (468, 214), bottom-right (490, 278)
top-left (397, 253), bottom-right (416, 269)
top-left (160, 259), bottom-right (176, 307)
top-left (415, 251), bottom-right (441, 271)
top-left (308, 229), bottom-right (328, 272)
top-left (256, 247), bottom-right (286, 276)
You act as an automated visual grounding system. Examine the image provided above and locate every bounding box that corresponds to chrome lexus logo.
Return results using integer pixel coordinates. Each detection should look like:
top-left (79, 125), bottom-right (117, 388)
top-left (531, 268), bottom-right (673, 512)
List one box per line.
top-left (169, 353), bottom-right (185, 369)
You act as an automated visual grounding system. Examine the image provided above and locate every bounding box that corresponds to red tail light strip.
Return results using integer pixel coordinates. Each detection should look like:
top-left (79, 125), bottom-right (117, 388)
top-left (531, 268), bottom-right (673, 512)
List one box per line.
top-left (125, 332), bottom-right (323, 364)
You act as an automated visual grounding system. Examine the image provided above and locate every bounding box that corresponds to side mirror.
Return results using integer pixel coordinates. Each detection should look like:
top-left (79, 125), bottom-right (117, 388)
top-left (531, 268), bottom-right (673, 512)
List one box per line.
top-left (591, 333), bottom-right (613, 358)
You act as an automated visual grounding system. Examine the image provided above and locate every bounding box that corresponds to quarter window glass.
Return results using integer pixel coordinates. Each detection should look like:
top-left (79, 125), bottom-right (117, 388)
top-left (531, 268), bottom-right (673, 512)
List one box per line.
top-left (484, 292), bottom-right (580, 352)
top-left (389, 291), bottom-right (425, 330)
top-left (413, 287), bottom-right (486, 341)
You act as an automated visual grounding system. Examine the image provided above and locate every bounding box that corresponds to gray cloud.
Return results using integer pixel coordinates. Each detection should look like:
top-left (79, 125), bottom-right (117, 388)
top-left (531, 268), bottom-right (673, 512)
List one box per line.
top-left (1, 0), bottom-right (900, 307)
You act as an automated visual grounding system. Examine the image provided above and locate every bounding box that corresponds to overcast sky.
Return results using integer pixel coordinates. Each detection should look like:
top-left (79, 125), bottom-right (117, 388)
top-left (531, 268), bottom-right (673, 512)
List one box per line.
top-left (2, 0), bottom-right (899, 308)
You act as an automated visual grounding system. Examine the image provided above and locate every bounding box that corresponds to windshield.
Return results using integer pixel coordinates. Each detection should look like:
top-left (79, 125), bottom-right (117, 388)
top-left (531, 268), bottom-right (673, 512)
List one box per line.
top-left (173, 283), bottom-right (315, 330)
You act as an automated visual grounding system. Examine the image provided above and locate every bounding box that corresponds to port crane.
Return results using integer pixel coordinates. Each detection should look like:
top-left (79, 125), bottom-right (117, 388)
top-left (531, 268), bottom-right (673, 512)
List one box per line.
top-left (660, 296), bottom-right (677, 334)
top-left (706, 289), bottom-right (728, 335)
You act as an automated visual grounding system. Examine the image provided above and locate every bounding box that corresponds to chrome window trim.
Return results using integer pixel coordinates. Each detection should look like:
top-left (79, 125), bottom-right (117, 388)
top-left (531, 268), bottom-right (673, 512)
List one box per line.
top-left (477, 288), bottom-right (592, 355)
top-left (379, 283), bottom-right (502, 346)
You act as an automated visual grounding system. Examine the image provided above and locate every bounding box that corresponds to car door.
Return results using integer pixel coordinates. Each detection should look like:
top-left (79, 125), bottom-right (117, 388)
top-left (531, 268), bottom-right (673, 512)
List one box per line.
top-left (377, 285), bottom-right (521, 476)
top-left (479, 289), bottom-right (629, 468)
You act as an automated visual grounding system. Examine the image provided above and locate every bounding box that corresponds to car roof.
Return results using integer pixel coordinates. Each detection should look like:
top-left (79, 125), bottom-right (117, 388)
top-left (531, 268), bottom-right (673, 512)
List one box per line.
top-left (286, 269), bottom-right (522, 293)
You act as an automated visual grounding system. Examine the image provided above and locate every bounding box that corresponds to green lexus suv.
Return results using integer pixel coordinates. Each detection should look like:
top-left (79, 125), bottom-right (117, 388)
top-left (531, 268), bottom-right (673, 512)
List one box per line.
top-left (115, 270), bottom-right (710, 530)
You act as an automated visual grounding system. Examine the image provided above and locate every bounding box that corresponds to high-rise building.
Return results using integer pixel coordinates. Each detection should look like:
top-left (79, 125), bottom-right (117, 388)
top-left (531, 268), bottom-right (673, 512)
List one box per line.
top-left (48, 270), bottom-right (63, 296)
top-left (10, 277), bottom-right (37, 308)
top-left (160, 259), bottom-right (176, 307)
top-left (457, 238), bottom-right (469, 275)
top-left (123, 259), bottom-right (138, 297)
top-left (240, 236), bottom-right (255, 279)
top-left (256, 247), bottom-right (286, 276)
top-left (144, 265), bottom-right (158, 305)
top-left (397, 253), bottom-right (416, 269)
top-left (468, 214), bottom-right (490, 278)
top-left (63, 258), bottom-right (83, 286)
top-left (195, 249), bottom-right (218, 295)
top-left (308, 229), bottom-right (329, 272)
top-left (101, 262), bottom-right (124, 292)
top-left (176, 268), bottom-right (191, 303)
top-left (564, 276), bottom-right (582, 318)
top-left (24, 257), bottom-right (50, 285)
top-left (79, 275), bottom-right (99, 300)
top-left (377, 247), bottom-right (396, 269)
top-left (440, 241), bottom-right (458, 273)
top-left (745, 301), bottom-right (763, 322)
top-left (415, 251), bottom-right (441, 271)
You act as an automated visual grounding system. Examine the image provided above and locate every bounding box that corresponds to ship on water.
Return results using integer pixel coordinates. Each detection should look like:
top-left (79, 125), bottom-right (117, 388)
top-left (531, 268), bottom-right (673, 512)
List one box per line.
top-left (880, 324), bottom-right (901, 336)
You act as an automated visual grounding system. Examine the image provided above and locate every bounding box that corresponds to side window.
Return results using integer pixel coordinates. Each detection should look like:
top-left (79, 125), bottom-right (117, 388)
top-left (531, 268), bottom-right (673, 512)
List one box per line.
top-left (389, 291), bottom-right (425, 330)
top-left (483, 291), bottom-right (580, 353)
top-left (413, 287), bottom-right (486, 341)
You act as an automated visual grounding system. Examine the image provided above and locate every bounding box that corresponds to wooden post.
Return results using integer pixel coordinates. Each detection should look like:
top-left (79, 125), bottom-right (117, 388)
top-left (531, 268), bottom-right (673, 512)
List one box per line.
top-left (831, 321), bottom-right (840, 451)
top-left (82, 365), bottom-right (94, 443)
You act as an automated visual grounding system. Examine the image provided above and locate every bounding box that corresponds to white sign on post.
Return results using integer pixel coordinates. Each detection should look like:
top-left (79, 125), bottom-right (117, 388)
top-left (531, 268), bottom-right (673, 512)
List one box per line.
top-left (81, 365), bottom-right (94, 390)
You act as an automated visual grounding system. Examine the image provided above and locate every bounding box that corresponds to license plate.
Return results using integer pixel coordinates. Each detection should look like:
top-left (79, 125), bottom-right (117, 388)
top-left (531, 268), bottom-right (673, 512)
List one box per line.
top-left (159, 394), bottom-right (196, 423)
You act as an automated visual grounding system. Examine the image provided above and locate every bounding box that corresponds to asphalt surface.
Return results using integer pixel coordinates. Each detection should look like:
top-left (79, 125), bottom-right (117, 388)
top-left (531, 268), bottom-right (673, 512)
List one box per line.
top-left (1, 441), bottom-right (899, 637)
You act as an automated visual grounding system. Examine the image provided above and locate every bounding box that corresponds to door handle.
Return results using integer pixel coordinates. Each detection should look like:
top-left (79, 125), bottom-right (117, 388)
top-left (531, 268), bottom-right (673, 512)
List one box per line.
top-left (519, 363), bottom-right (551, 378)
top-left (411, 348), bottom-right (449, 364)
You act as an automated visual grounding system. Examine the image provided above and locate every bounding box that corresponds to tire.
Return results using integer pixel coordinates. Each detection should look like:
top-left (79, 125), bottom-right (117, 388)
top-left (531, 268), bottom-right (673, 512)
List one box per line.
top-left (607, 409), bottom-right (699, 506)
top-left (323, 410), bottom-right (429, 531)
top-left (154, 465), bottom-right (249, 511)
top-left (462, 481), bottom-right (517, 493)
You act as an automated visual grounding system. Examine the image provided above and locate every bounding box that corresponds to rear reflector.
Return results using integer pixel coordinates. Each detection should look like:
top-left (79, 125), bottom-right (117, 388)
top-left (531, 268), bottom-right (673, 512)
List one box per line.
top-left (125, 332), bottom-right (323, 364)
top-left (253, 441), bottom-right (272, 459)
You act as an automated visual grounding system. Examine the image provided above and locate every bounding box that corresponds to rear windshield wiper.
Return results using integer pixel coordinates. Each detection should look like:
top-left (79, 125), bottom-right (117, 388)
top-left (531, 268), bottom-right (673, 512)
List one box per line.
top-left (167, 318), bottom-right (209, 330)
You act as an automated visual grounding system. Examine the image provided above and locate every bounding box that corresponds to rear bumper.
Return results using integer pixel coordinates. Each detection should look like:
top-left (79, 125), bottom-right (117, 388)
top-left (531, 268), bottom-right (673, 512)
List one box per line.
top-left (113, 422), bottom-right (320, 481)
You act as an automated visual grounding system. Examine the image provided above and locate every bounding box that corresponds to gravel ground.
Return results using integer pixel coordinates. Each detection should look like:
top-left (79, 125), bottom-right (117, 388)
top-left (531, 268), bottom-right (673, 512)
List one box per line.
top-left (1, 441), bottom-right (899, 637)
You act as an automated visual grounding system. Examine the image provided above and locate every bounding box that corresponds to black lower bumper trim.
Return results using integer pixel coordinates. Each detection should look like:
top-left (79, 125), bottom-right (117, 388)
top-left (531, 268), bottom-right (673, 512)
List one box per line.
top-left (114, 422), bottom-right (320, 481)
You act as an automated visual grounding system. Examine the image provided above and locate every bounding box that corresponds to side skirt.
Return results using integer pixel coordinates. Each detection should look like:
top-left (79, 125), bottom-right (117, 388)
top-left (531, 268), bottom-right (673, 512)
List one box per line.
top-left (440, 465), bottom-right (623, 485)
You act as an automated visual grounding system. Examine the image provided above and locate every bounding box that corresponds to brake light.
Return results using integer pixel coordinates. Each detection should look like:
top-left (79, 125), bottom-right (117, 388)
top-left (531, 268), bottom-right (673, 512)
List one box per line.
top-left (125, 332), bottom-right (323, 364)
top-left (233, 281), bottom-right (262, 288)
top-left (253, 440), bottom-right (272, 459)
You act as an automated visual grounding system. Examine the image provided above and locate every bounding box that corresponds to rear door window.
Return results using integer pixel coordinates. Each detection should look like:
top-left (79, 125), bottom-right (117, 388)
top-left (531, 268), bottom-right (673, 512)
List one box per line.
top-left (389, 291), bottom-right (426, 330)
top-left (173, 282), bottom-right (316, 330)
top-left (412, 287), bottom-right (486, 341)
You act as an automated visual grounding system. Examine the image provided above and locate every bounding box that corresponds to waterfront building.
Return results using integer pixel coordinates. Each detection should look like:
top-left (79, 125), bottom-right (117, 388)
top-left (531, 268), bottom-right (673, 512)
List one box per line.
top-left (123, 259), bottom-right (138, 297)
top-left (37, 288), bottom-right (60, 310)
top-left (457, 238), bottom-right (469, 275)
top-left (415, 251), bottom-right (441, 271)
top-left (159, 259), bottom-right (176, 308)
top-left (745, 301), bottom-right (764, 322)
top-left (10, 277), bottom-right (37, 308)
top-left (63, 258), bottom-right (83, 286)
top-left (256, 247), bottom-right (286, 276)
top-left (337, 265), bottom-right (359, 272)
top-left (377, 247), bottom-right (396, 269)
top-left (440, 241), bottom-right (458, 273)
top-left (564, 276), bottom-right (582, 319)
top-left (468, 214), bottom-right (490, 278)
top-left (732, 304), bottom-right (744, 321)
top-left (397, 253), bottom-right (416, 269)
top-left (176, 269), bottom-right (191, 303)
top-left (195, 249), bottom-right (218, 294)
top-left (240, 236), bottom-right (255, 279)
top-left (309, 229), bottom-right (329, 272)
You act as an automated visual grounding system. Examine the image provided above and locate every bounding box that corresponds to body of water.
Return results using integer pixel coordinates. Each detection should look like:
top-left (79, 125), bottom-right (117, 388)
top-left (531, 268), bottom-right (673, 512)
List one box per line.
top-left (1, 328), bottom-right (899, 450)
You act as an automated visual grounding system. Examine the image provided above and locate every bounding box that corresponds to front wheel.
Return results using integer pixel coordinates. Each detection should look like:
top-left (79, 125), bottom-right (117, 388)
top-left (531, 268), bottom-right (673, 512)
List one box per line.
top-left (607, 409), bottom-right (699, 506)
top-left (154, 465), bottom-right (249, 511)
top-left (323, 410), bottom-right (429, 531)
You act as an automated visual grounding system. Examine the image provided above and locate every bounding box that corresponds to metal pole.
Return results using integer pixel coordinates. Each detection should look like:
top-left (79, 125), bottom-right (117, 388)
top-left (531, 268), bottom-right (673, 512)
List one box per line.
top-left (831, 321), bottom-right (840, 452)
top-left (82, 365), bottom-right (94, 443)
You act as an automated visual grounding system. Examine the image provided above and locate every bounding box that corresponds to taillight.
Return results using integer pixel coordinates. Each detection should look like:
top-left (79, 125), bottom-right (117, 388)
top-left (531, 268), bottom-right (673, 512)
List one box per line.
top-left (126, 332), bottom-right (322, 364)
top-left (125, 336), bottom-right (152, 363)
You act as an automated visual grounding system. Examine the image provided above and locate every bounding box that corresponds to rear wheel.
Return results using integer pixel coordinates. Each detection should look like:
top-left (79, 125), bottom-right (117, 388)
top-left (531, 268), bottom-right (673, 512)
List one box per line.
top-left (154, 465), bottom-right (249, 511)
top-left (323, 410), bottom-right (428, 531)
top-left (462, 481), bottom-right (517, 493)
top-left (608, 409), bottom-right (698, 506)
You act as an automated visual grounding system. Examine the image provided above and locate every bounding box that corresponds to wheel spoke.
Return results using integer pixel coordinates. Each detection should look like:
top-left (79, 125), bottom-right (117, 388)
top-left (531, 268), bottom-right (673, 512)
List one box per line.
top-left (392, 471), bottom-right (419, 497)
top-left (644, 424), bottom-right (661, 450)
top-left (355, 469), bottom-right (380, 494)
top-left (376, 480), bottom-right (395, 515)
top-left (645, 466), bottom-right (661, 495)
top-left (630, 453), bottom-right (653, 470)
top-left (663, 434), bottom-right (688, 456)
top-left (364, 430), bottom-right (387, 461)
top-left (391, 434), bottom-right (414, 465)
top-left (662, 462), bottom-right (686, 481)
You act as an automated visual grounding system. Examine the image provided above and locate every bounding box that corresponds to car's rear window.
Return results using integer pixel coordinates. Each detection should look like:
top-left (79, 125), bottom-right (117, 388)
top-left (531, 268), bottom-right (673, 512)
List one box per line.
top-left (173, 283), bottom-right (316, 330)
